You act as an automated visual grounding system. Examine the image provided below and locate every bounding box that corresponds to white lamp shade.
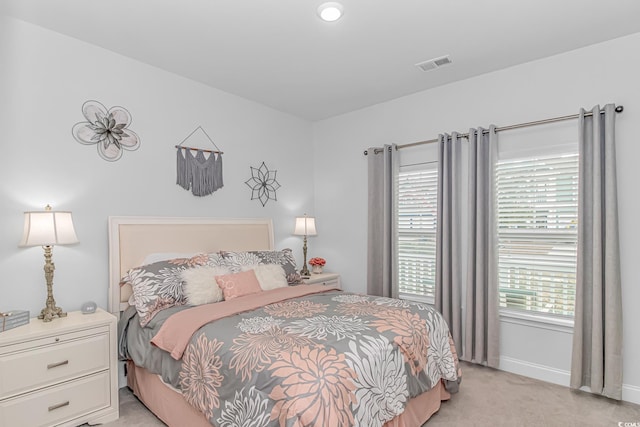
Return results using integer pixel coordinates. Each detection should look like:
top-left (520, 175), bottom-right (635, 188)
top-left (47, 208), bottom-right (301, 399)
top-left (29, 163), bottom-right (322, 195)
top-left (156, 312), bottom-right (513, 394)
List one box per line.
top-left (294, 216), bottom-right (317, 236)
top-left (20, 210), bottom-right (79, 247)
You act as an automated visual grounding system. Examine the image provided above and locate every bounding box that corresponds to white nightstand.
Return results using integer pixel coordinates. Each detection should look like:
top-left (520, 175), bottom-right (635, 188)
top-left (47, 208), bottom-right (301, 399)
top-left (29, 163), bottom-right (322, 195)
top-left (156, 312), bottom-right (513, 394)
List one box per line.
top-left (0, 309), bottom-right (119, 426)
top-left (303, 272), bottom-right (341, 289)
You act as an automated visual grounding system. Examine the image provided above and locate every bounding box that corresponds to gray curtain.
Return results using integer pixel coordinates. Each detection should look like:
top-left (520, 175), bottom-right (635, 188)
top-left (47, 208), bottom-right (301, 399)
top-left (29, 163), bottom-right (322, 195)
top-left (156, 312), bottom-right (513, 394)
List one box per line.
top-left (435, 133), bottom-right (464, 349)
top-left (463, 126), bottom-right (499, 368)
top-left (367, 144), bottom-right (398, 298)
top-left (570, 104), bottom-right (623, 400)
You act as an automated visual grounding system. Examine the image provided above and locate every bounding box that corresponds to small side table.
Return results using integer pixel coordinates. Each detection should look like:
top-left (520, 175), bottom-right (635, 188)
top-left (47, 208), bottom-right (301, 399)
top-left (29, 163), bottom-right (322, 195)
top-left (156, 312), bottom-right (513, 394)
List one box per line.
top-left (0, 309), bottom-right (119, 426)
top-left (303, 273), bottom-right (341, 289)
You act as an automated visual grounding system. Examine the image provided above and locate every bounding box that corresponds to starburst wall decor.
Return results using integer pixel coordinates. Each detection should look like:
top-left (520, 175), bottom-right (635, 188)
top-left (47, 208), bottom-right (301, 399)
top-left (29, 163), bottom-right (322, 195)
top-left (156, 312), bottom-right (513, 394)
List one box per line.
top-left (245, 162), bottom-right (281, 206)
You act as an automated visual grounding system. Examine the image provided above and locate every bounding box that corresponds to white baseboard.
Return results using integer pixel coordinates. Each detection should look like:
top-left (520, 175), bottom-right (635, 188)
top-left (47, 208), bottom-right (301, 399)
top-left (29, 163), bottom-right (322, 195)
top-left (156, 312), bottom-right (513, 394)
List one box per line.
top-left (499, 356), bottom-right (571, 387)
top-left (622, 384), bottom-right (640, 405)
top-left (499, 356), bottom-right (640, 405)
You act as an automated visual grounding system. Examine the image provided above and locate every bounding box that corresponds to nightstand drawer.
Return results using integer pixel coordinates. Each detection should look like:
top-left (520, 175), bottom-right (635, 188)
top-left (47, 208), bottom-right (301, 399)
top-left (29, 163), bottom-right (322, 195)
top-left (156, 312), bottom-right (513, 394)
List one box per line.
top-left (0, 371), bottom-right (110, 427)
top-left (316, 278), bottom-right (339, 286)
top-left (0, 332), bottom-right (109, 398)
top-left (303, 273), bottom-right (341, 288)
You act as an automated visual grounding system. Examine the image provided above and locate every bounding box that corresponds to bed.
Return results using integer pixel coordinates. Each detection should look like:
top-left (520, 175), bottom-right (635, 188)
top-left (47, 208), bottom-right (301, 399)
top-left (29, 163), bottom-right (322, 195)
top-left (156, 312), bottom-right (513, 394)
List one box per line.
top-left (109, 216), bottom-right (461, 427)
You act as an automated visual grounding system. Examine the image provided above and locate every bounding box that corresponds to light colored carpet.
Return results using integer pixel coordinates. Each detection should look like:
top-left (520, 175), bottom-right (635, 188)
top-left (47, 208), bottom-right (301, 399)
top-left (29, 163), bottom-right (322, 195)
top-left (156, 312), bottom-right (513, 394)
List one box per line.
top-left (102, 362), bottom-right (640, 426)
top-left (426, 362), bottom-right (640, 426)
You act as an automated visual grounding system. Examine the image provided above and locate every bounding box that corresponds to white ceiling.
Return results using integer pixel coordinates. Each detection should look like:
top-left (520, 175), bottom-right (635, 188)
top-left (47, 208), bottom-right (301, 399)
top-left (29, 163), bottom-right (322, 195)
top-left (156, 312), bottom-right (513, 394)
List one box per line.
top-left (2, 0), bottom-right (640, 121)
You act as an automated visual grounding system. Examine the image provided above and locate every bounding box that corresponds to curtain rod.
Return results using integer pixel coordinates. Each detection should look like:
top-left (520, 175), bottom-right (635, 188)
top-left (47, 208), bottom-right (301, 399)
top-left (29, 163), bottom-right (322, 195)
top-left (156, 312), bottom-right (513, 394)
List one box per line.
top-left (363, 105), bottom-right (624, 155)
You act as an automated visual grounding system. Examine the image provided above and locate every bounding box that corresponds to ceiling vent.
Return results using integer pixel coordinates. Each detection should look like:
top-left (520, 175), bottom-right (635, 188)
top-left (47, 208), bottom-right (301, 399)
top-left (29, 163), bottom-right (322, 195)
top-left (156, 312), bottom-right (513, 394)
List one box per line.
top-left (415, 55), bottom-right (452, 72)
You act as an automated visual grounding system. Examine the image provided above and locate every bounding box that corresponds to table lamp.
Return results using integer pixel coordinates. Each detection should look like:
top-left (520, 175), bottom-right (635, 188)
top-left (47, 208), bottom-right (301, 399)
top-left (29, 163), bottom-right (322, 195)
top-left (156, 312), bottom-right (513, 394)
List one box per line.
top-left (293, 214), bottom-right (317, 277)
top-left (19, 205), bottom-right (79, 322)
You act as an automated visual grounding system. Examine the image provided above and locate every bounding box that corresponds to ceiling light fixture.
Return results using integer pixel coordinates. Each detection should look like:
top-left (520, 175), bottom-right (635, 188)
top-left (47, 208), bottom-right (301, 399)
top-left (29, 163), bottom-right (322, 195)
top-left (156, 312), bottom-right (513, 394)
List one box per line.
top-left (318, 2), bottom-right (343, 22)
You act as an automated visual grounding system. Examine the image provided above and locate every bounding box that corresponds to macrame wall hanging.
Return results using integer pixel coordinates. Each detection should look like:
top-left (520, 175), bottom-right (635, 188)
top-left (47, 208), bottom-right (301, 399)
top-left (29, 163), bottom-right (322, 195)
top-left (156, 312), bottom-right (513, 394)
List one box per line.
top-left (175, 126), bottom-right (224, 197)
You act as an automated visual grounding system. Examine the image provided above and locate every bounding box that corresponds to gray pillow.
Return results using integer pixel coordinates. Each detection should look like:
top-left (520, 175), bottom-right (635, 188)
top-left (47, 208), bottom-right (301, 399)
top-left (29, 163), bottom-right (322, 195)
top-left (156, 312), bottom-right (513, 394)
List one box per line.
top-left (218, 249), bottom-right (303, 285)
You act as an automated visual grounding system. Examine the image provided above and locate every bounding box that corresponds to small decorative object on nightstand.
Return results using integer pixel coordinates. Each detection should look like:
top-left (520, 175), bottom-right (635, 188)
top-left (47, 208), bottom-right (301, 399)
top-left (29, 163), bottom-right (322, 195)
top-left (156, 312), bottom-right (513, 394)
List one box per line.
top-left (303, 272), bottom-right (341, 289)
top-left (308, 257), bottom-right (326, 274)
top-left (81, 301), bottom-right (97, 314)
top-left (0, 309), bottom-right (119, 426)
top-left (0, 310), bottom-right (30, 333)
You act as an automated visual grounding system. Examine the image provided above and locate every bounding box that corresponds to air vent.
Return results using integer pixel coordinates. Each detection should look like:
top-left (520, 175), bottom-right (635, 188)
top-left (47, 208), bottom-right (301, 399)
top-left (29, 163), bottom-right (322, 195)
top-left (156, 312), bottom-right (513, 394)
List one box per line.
top-left (415, 55), bottom-right (452, 72)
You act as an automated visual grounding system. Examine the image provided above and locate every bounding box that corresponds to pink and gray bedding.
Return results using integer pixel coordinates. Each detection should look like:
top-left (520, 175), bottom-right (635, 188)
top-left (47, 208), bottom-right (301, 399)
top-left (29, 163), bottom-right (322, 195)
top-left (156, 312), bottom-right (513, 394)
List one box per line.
top-left (121, 254), bottom-right (220, 326)
top-left (122, 249), bottom-right (302, 327)
top-left (119, 284), bottom-right (461, 427)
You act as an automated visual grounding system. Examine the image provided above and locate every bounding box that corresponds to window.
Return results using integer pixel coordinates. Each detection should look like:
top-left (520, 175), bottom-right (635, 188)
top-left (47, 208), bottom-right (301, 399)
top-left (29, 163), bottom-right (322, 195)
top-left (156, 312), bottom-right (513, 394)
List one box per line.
top-left (396, 164), bottom-right (438, 303)
top-left (496, 153), bottom-right (578, 317)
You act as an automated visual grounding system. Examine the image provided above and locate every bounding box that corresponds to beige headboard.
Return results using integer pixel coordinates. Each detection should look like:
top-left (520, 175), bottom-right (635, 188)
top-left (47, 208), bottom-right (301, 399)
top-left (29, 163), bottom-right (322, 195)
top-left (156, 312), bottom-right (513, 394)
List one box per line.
top-left (108, 216), bottom-right (274, 315)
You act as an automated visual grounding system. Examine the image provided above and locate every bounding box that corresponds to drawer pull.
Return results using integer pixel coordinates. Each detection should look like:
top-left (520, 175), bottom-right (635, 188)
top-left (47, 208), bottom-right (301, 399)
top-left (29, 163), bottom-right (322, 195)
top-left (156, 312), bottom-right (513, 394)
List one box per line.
top-left (47, 360), bottom-right (69, 369)
top-left (48, 401), bottom-right (70, 412)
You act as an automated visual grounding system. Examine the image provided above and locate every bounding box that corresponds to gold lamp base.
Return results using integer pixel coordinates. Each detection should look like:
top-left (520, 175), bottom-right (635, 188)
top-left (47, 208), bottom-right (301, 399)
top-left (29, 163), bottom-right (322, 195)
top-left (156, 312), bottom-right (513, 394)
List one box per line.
top-left (38, 245), bottom-right (67, 322)
top-left (300, 235), bottom-right (310, 277)
top-left (39, 304), bottom-right (67, 322)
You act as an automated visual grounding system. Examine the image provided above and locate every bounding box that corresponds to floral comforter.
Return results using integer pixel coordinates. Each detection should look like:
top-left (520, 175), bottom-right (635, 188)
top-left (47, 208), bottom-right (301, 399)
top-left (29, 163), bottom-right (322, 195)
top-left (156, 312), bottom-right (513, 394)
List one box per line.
top-left (141, 284), bottom-right (460, 427)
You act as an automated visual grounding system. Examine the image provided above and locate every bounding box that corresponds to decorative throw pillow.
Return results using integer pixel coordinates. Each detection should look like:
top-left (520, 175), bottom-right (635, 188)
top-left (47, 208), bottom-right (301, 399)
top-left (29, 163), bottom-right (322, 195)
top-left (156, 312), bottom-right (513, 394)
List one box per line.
top-left (215, 270), bottom-right (262, 300)
top-left (241, 264), bottom-right (288, 291)
top-left (219, 249), bottom-right (303, 285)
top-left (123, 255), bottom-right (209, 327)
top-left (180, 266), bottom-right (229, 305)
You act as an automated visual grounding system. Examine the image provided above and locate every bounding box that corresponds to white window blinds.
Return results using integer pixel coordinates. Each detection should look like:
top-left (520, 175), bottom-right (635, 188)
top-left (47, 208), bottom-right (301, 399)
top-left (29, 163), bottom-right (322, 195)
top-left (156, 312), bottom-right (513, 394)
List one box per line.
top-left (396, 164), bottom-right (438, 303)
top-left (496, 153), bottom-right (578, 317)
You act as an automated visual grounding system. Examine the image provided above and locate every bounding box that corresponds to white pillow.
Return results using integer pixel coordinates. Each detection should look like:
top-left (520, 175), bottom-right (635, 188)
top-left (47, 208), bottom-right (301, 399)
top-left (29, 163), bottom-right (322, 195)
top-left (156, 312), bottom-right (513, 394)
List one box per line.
top-left (241, 264), bottom-right (288, 291)
top-left (180, 266), bottom-right (229, 305)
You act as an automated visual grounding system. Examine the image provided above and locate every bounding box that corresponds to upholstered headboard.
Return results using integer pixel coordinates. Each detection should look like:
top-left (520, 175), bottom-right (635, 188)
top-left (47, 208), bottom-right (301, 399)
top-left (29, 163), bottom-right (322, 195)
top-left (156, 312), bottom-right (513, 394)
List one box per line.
top-left (108, 216), bottom-right (274, 316)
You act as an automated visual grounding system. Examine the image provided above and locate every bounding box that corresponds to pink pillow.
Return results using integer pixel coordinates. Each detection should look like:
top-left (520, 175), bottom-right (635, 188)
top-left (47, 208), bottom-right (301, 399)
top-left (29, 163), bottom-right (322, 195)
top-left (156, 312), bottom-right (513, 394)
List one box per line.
top-left (215, 270), bottom-right (262, 300)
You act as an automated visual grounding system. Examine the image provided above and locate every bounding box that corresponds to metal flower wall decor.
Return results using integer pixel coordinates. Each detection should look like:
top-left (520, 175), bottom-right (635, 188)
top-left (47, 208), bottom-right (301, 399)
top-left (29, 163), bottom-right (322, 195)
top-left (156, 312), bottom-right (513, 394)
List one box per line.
top-left (72, 100), bottom-right (140, 161)
top-left (245, 162), bottom-right (281, 206)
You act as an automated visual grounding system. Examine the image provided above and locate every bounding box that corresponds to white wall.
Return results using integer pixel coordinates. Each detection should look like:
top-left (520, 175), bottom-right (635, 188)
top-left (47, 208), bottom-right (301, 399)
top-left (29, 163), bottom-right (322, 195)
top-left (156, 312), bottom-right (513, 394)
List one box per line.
top-left (0, 16), bottom-right (314, 316)
top-left (312, 32), bottom-right (640, 403)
